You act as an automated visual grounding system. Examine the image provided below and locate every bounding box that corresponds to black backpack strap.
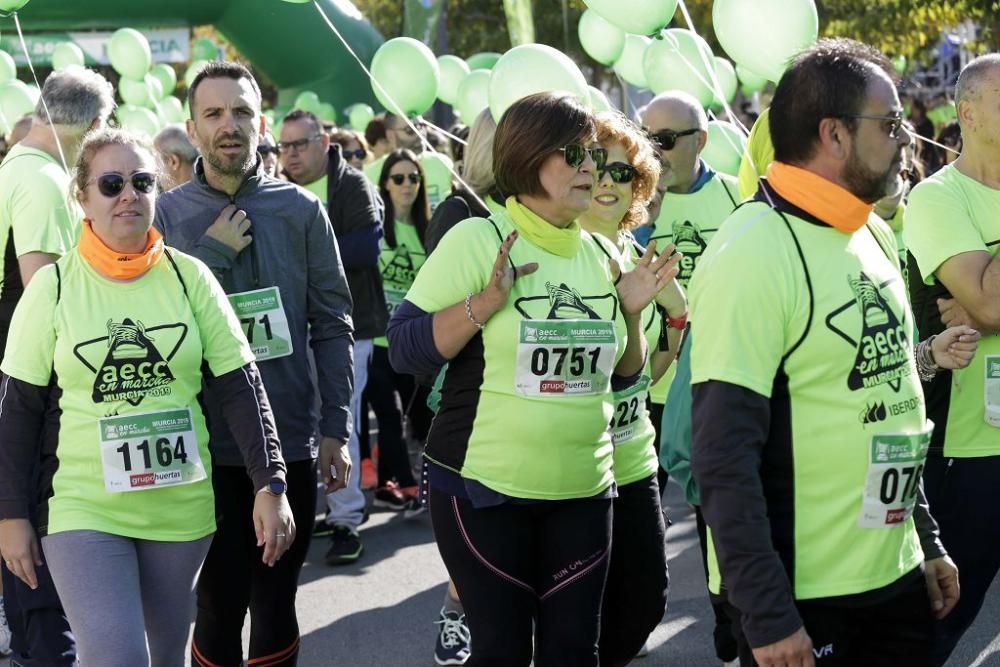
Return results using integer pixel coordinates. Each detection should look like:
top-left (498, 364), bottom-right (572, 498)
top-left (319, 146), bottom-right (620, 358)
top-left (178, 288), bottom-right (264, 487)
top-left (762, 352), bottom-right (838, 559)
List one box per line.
top-left (163, 249), bottom-right (190, 300)
top-left (53, 262), bottom-right (61, 304)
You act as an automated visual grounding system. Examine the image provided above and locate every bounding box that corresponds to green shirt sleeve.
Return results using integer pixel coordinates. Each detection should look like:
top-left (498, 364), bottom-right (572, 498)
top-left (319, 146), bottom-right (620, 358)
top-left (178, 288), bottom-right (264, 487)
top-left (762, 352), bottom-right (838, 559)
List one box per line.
top-left (9, 168), bottom-right (78, 257)
top-left (903, 174), bottom-right (985, 285)
top-left (0, 263), bottom-right (59, 385)
top-left (689, 210), bottom-right (801, 398)
top-left (177, 252), bottom-right (255, 377)
top-left (405, 218), bottom-right (496, 313)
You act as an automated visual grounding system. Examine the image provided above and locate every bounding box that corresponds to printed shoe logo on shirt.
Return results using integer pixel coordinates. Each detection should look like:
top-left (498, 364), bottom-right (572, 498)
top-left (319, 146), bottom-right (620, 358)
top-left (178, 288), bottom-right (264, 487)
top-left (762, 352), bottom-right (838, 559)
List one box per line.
top-left (825, 271), bottom-right (912, 392)
top-left (671, 219), bottom-right (707, 285)
top-left (513, 282), bottom-right (617, 321)
top-left (72, 318), bottom-right (189, 407)
top-left (380, 245), bottom-right (425, 288)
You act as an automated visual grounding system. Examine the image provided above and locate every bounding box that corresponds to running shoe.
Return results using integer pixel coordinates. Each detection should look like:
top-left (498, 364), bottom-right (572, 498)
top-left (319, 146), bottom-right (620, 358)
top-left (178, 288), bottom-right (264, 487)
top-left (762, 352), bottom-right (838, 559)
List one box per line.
top-left (373, 482), bottom-right (408, 511)
top-left (434, 608), bottom-right (471, 666)
top-left (0, 598), bottom-right (12, 657)
top-left (325, 525), bottom-right (363, 566)
top-left (360, 457), bottom-right (377, 490)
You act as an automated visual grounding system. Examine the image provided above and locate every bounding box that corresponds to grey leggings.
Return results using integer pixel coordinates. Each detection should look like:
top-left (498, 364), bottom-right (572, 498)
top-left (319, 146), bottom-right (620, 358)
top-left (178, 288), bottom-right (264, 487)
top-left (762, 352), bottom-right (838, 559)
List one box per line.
top-left (42, 530), bottom-right (213, 667)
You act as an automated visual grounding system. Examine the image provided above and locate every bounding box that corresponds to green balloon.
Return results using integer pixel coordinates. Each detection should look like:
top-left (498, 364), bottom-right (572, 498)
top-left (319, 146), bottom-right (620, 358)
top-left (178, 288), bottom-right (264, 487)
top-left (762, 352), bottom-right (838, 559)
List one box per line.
top-left (51, 43), bottom-right (85, 70)
top-left (150, 64), bottom-right (177, 96)
top-left (578, 10), bottom-right (625, 66)
top-left (582, 0), bottom-right (678, 36)
top-left (643, 29), bottom-right (715, 107)
top-left (713, 0), bottom-right (818, 83)
top-left (370, 37), bottom-right (439, 117)
top-left (0, 0), bottom-right (31, 11)
top-left (108, 28), bottom-right (152, 80)
top-left (317, 102), bottom-right (337, 122)
top-left (893, 55), bottom-right (908, 75)
top-left (713, 57), bottom-right (738, 106)
top-left (588, 85), bottom-right (613, 113)
top-left (0, 51), bottom-right (15, 85)
top-left (0, 81), bottom-right (33, 133)
top-left (488, 43), bottom-right (589, 123)
top-left (456, 69), bottom-right (490, 125)
top-left (466, 52), bottom-right (502, 71)
top-left (192, 37), bottom-right (219, 62)
top-left (119, 77), bottom-right (152, 107)
top-left (146, 73), bottom-right (165, 102)
top-left (735, 64), bottom-right (768, 93)
top-left (348, 103), bottom-right (375, 132)
top-left (294, 90), bottom-right (322, 114)
top-left (701, 120), bottom-right (746, 176)
top-left (23, 82), bottom-right (38, 106)
top-left (613, 34), bottom-right (651, 89)
top-left (184, 60), bottom-right (208, 88)
top-left (437, 54), bottom-right (470, 106)
top-left (117, 104), bottom-right (160, 138)
top-left (159, 95), bottom-right (185, 123)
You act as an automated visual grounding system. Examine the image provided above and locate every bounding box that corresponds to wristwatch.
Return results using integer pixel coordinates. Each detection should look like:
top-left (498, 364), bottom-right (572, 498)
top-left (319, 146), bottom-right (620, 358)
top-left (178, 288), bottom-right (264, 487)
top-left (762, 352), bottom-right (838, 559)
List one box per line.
top-left (259, 477), bottom-right (287, 497)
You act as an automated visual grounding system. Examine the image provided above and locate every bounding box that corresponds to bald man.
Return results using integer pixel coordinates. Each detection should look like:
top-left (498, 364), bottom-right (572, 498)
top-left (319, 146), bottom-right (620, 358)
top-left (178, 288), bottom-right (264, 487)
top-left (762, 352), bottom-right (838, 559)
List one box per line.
top-left (903, 53), bottom-right (1000, 666)
top-left (154, 124), bottom-right (198, 191)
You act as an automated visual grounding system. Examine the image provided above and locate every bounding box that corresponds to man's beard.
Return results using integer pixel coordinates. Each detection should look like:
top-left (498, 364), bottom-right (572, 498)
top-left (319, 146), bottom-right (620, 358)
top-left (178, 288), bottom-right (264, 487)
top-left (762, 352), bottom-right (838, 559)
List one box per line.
top-left (843, 145), bottom-right (900, 204)
top-left (203, 132), bottom-right (257, 177)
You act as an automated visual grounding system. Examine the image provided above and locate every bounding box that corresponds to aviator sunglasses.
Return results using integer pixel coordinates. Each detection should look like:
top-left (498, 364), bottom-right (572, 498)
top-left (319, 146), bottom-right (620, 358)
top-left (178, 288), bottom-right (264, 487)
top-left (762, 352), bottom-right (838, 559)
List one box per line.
top-left (647, 128), bottom-right (699, 151)
top-left (89, 172), bottom-right (157, 197)
top-left (342, 148), bottom-right (366, 161)
top-left (597, 162), bottom-right (637, 184)
top-left (560, 143), bottom-right (607, 169)
top-left (389, 173), bottom-right (421, 185)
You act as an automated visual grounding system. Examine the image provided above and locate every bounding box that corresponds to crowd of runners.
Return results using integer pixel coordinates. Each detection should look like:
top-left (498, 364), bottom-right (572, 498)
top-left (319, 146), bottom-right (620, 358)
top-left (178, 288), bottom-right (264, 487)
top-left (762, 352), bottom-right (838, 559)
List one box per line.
top-left (0, 34), bottom-right (997, 667)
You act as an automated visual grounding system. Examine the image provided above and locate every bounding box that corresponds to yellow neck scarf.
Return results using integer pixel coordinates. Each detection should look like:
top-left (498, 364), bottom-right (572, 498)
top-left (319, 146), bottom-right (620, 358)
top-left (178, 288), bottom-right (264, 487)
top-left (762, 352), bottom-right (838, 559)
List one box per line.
top-left (505, 196), bottom-right (581, 258)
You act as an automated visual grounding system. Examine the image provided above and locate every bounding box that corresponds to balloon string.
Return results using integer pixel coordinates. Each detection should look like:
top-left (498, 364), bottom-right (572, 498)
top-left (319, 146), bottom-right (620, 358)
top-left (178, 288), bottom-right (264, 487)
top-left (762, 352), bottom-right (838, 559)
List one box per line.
top-left (906, 127), bottom-right (960, 156)
top-left (419, 119), bottom-right (469, 147)
top-left (309, 0), bottom-right (485, 210)
top-left (13, 13), bottom-right (71, 176)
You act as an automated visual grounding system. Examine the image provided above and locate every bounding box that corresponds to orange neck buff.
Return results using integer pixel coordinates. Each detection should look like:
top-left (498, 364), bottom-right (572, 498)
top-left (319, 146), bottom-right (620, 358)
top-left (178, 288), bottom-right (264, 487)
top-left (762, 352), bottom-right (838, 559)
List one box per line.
top-left (78, 220), bottom-right (165, 280)
top-left (767, 161), bottom-right (873, 234)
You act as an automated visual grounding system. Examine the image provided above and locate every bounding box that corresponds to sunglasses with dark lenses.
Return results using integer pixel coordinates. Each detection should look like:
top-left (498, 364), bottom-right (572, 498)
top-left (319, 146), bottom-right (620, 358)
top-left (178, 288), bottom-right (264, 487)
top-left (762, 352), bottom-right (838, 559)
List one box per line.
top-left (389, 173), bottom-right (421, 185)
top-left (560, 143), bottom-right (607, 169)
top-left (343, 148), bottom-right (366, 161)
top-left (91, 172), bottom-right (157, 198)
top-left (647, 128), bottom-right (700, 151)
top-left (597, 162), bottom-right (637, 184)
top-left (258, 145), bottom-right (279, 156)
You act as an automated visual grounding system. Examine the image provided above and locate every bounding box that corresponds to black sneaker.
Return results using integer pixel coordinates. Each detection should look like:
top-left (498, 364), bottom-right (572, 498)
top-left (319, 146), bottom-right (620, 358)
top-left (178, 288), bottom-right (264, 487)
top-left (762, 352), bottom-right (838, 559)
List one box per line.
top-left (325, 525), bottom-right (363, 566)
top-left (313, 519), bottom-right (334, 538)
top-left (373, 483), bottom-right (409, 511)
top-left (434, 608), bottom-right (471, 665)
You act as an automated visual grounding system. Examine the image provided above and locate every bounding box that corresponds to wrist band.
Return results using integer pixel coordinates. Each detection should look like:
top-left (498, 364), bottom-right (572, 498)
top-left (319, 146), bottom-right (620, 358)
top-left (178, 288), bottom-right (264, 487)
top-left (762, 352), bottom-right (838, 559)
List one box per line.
top-left (465, 294), bottom-right (485, 330)
top-left (666, 310), bottom-right (688, 331)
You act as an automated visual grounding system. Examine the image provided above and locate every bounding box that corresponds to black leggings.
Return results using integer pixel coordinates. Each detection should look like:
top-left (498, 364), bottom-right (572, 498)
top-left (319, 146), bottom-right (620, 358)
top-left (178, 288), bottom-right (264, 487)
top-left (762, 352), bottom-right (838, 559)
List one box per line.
top-left (599, 475), bottom-right (669, 666)
top-left (648, 401), bottom-right (669, 491)
top-left (368, 345), bottom-right (431, 487)
top-left (191, 460), bottom-right (317, 667)
top-left (694, 505), bottom-right (739, 662)
top-left (429, 485), bottom-right (613, 667)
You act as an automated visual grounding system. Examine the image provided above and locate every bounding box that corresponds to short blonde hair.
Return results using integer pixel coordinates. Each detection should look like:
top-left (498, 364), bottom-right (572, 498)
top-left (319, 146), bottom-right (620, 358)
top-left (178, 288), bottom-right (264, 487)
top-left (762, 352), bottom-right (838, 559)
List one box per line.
top-left (594, 111), bottom-right (660, 229)
top-left (462, 109), bottom-right (497, 196)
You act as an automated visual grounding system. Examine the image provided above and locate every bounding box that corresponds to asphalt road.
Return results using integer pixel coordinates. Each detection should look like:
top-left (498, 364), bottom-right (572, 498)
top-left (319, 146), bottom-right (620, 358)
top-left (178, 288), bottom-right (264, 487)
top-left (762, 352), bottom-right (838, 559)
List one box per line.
top-left (3, 480), bottom-right (998, 666)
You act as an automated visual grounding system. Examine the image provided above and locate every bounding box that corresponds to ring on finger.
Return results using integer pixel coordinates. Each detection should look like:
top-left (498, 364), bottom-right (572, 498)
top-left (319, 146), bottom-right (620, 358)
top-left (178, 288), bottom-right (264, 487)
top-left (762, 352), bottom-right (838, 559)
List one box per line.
top-left (276, 533), bottom-right (287, 538)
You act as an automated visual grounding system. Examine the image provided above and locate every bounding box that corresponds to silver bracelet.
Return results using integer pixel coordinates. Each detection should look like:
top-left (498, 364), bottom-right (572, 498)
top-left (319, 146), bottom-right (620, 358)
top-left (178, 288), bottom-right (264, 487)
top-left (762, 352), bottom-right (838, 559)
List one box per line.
top-left (915, 336), bottom-right (939, 382)
top-left (464, 293), bottom-right (485, 330)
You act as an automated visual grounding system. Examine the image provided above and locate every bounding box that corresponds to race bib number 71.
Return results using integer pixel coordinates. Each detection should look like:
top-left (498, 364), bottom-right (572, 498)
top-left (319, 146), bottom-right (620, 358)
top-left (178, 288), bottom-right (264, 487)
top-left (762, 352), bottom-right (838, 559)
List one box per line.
top-left (858, 422), bottom-right (932, 528)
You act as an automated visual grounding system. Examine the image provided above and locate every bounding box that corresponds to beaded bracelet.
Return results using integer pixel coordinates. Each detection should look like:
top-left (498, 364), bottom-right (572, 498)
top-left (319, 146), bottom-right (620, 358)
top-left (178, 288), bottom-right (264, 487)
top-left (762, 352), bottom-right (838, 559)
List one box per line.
top-left (464, 293), bottom-right (485, 330)
top-left (915, 335), bottom-right (939, 382)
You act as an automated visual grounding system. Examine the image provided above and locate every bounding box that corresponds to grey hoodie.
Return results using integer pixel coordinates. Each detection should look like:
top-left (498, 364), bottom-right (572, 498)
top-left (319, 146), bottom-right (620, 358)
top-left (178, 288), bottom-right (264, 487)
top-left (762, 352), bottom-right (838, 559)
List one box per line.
top-left (155, 158), bottom-right (354, 465)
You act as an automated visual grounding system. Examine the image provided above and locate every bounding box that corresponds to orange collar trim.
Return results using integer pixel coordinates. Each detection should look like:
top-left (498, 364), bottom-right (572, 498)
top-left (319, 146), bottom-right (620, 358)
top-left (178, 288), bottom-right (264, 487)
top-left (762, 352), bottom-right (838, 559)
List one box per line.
top-left (78, 221), bottom-right (165, 280)
top-left (767, 162), bottom-right (873, 233)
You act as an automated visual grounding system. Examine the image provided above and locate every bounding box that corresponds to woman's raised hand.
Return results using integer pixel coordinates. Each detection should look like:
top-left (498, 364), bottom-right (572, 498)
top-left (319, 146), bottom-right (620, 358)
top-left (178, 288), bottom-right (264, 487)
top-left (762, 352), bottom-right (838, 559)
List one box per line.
top-left (476, 231), bottom-right (539, 319)
top-left (615, 241), bottom-right (683, 316)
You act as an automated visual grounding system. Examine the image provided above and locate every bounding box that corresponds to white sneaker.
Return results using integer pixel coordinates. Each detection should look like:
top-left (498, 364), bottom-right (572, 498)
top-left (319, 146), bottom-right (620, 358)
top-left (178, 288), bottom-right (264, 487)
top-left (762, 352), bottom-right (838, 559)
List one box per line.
top-left (723, 660), bottom-right (739, 666)
top-left (0, 597), bottom-right (13, 657)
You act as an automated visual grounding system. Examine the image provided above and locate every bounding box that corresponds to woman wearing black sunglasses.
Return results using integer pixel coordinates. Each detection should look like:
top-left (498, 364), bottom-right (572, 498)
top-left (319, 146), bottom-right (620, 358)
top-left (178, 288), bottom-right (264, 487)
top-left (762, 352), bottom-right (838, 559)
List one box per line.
top-left (329, 128), bottom-right (369, 171)
top-left (367, 149), bottom-right (434, 509)
top-left (579, 111), bottom-right (687, 665)
top-left (0, 128), bottom-right (292, 666)
top-left (387, 92), bottom-right (680, 666)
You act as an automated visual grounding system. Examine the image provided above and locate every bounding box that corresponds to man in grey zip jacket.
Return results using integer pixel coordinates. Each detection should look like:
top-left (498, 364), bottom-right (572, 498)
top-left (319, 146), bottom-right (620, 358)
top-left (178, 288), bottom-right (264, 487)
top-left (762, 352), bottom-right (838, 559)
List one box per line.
top-left (154, 61), bottom-right (353, 666)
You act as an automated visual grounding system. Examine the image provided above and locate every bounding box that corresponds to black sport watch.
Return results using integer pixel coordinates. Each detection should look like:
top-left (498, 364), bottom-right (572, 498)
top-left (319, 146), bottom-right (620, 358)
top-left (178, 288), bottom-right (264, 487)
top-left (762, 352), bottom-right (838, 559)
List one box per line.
top-left (261, 478), bottom-right (287, 496)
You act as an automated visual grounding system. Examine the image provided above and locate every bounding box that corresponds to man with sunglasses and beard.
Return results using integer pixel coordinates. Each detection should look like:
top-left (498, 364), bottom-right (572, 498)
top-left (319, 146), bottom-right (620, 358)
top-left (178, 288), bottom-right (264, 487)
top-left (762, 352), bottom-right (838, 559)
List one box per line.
top-left (364, 113), bottom-right (454, 211)
top-left (0, 65), bottom-right (116, 667)
top-left (689, 38), bottom-right (976, 667)
top-left (154, 61), bottom-right (355, 667)
top-left (279, 108), bottom-right (386, 565)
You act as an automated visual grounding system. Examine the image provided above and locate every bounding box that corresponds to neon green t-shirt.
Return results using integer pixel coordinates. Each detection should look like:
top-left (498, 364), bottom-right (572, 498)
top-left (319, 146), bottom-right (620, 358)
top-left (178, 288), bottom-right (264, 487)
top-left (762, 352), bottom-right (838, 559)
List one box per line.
top-left (904, 165), bottom-right (1000, 458)
top-left (609, 232), bottom-right (660, 486)
top-left (365, 151), bottom-right (454, 211)
top-left (407, 210), bottom-right (627, 499)
top-left (0, 143), bottom-right (82, 291)
top-left (304, 174), bottom-right (328, 206)
top-left (691, 204), bottom-right (926, 600)
top-left (1, 249), bottom-right (254, 541)
top-left (375, 219), bottom-right (426, 348)
top-left (646, 172), bottom-right (739, 404)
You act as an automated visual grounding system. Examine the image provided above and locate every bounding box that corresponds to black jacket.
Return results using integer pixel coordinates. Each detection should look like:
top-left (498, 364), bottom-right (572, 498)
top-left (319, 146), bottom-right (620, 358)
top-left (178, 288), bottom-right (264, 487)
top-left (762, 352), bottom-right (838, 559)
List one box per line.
top-left (287, 145), bottom-right (388, 340)
top-left (425, 187), bottom-right (501, 256)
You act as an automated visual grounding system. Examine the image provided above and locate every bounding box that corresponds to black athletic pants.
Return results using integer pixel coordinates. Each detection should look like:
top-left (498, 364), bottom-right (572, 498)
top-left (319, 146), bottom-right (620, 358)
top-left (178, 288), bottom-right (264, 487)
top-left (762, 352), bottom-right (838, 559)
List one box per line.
top-left (429, 485), bottom-right (613, 667)
top-left (2, 561), bottom-right (76, 666)
top-left (648, 401), bottom-right (669, 491)
top-left (368, 346), bottom-right (430, 487)
top-left (191, 460), bottom-right (316, 667)
top-left (694, 505), bottom-right (739, 662)
top-left (599, 474), bottom-right (669, 666)
top-left (732, 573), bottom-right (934, 666)
top-left (924, 454), bottom-right (1000, 666)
